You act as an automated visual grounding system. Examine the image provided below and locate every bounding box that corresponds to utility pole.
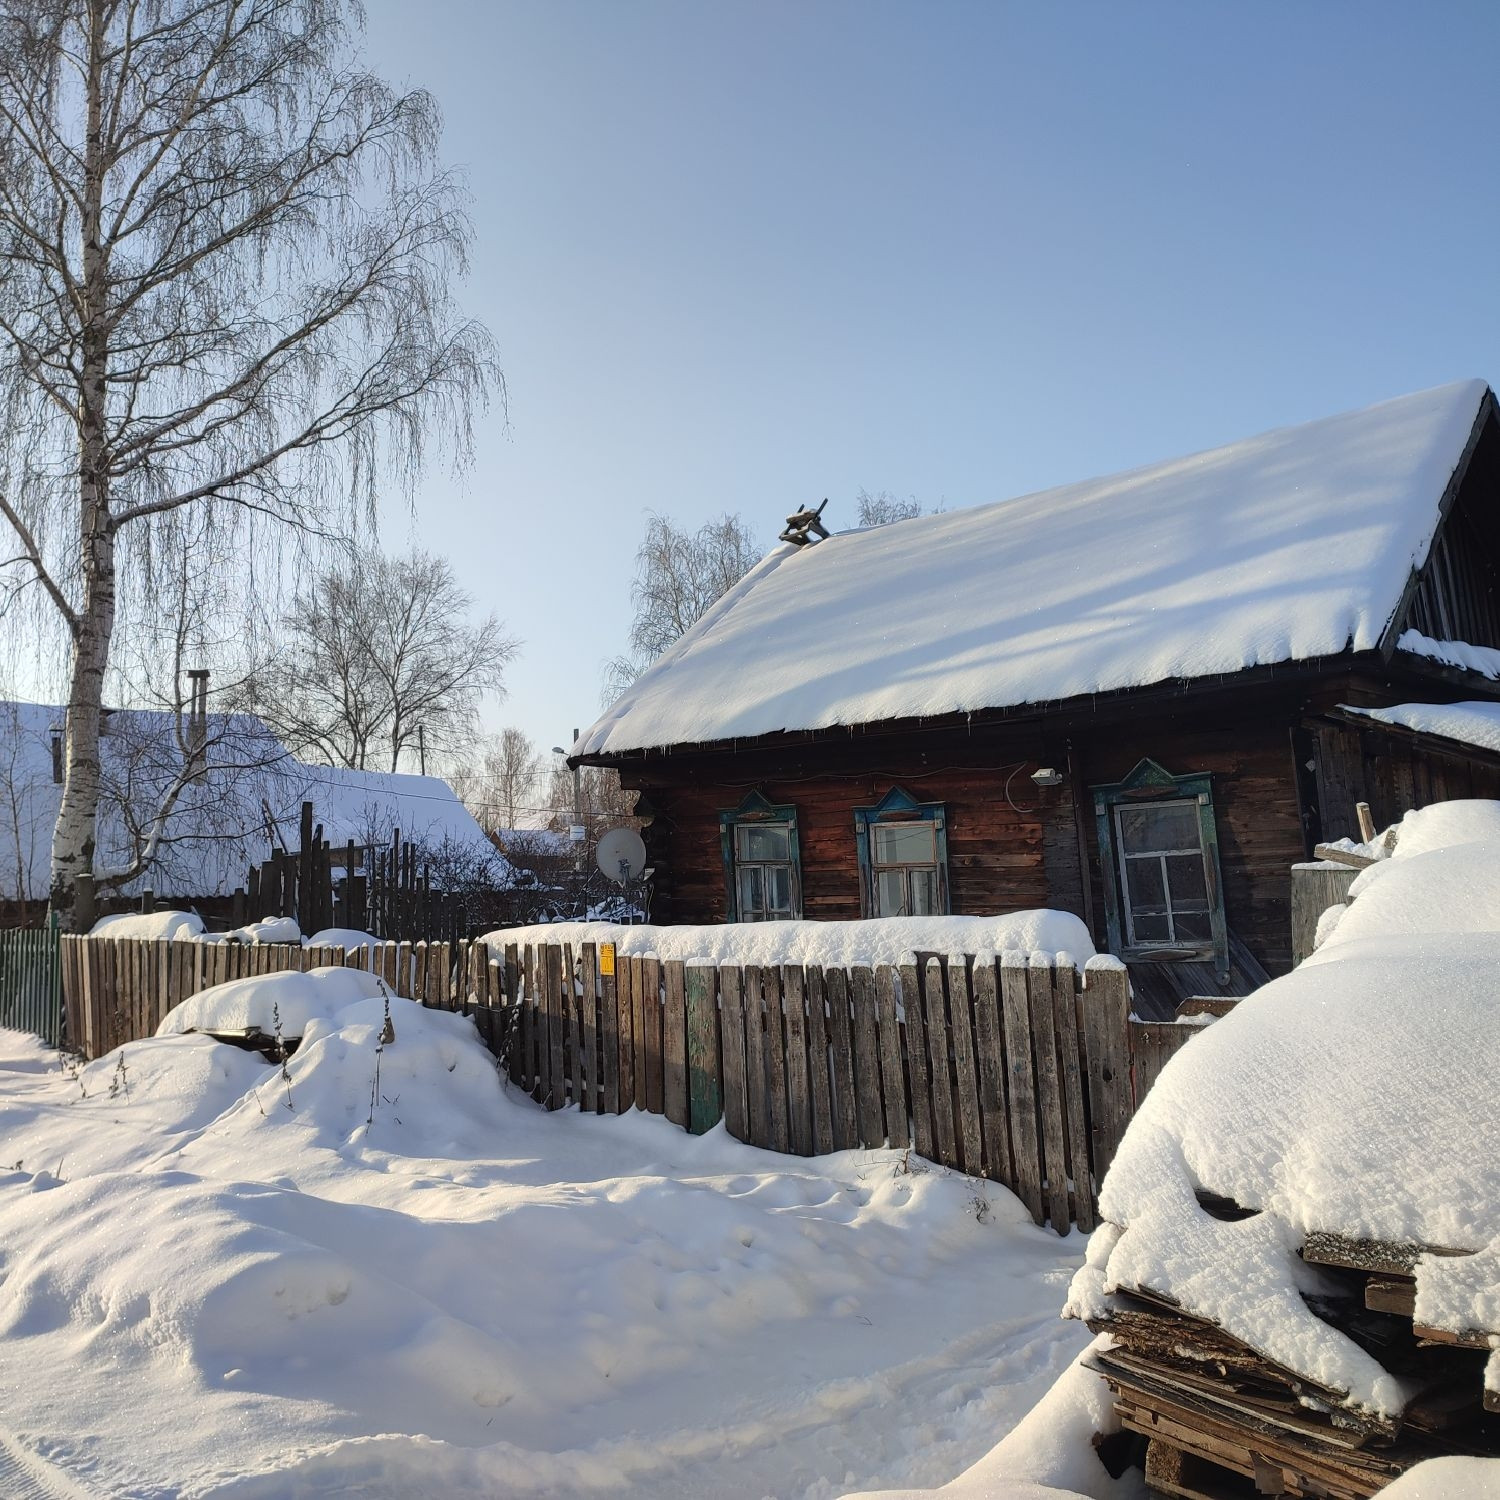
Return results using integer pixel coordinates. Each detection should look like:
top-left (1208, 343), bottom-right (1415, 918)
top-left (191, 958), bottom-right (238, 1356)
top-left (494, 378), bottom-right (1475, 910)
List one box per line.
top-left (417, 723), bottom-right (426, 776)
top-left (552, 731), bottom-right (585, 878)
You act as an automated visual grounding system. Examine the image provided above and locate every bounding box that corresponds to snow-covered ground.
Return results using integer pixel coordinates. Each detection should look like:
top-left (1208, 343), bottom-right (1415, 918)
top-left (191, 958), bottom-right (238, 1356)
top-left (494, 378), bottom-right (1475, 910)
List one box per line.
top-left (0, 992), bottom-right (1100, 1499)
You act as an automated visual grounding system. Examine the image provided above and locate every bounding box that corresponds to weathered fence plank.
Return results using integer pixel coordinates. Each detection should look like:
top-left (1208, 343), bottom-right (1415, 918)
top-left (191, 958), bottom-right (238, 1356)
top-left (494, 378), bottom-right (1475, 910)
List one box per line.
top-left (971, 959), bottom-right (1009, 1183)
top-left (900, 959), bottom-right (935, 1162)
top-left (1052, 964), bottom-right (1094, 1232)
top-left (762, 965), bottom-right (790, 1154)
top-left (1028, 956), bottom-right (1071, 1234)
top-left (948, 958), bottom-right (984, 1176)
top-left (600, 944), bottom-right (621, 1113)
top-left (999, 956), bottom-right (1044, 1225)
top-left (783, 966), bottom-right (814, 1156)
top-left (922, 958), bottom-right (957, 1168)
top-left (804, 964), bottom-right (834, 1156)
top-left (663, 960), bottom-right (688, 1127)
top-left (850, 965), bottom-right (884, 1147)
top-left (642, 955), bottom-right (664, 1117)
top-left (823, 966), bottom-right (858, 1151)
top-left (719, 965), bottom-right (749, 1141)
top-left (874, 965), bottom-right (909, 1150)
top-left (685, 963), bottom-right (721, 1135)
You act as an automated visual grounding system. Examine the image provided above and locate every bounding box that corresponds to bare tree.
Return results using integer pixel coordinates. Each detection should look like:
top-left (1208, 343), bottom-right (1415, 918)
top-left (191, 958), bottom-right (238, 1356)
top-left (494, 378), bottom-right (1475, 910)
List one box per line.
top-left (243, 547), bottom-right (517, 774)
top-left (855, 488), bottom-right (940, 527)
top-left (0, 0), bottom-right (495, 924)
top-left (452, 725), bottom-right (541, 833)
top-left (605, 511), bottom-right (759, 695)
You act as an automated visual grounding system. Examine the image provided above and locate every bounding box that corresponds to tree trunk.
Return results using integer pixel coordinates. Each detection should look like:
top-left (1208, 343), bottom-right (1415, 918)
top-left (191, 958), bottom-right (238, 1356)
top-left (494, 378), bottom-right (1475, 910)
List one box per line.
top-left (50, 0), bottom-right (113, 932)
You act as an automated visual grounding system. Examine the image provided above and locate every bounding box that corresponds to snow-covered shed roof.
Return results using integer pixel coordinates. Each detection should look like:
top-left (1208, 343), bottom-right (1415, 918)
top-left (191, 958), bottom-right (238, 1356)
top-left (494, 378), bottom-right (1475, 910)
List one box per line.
top-left (1340, 699), bottom-right (1500, 757)
top-left (0, 701), bottom-right (494, 901)
top-left (580, 379), bottom-right (1492, 757)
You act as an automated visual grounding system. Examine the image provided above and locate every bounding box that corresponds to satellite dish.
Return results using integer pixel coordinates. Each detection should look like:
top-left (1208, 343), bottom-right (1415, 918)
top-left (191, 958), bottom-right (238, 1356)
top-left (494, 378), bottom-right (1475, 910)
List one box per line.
top-left (596, 826), bottom-right (647, 884)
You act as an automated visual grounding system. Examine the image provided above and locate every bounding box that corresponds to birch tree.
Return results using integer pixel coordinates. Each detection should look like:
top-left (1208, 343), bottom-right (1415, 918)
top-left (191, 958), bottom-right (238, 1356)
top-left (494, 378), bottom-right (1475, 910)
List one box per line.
top-left (604, 511), bottom-right (758, 696)
top-left (242, 547), bottom-right (515, 774)
top-left (0, 0), bottom-right (494, 924)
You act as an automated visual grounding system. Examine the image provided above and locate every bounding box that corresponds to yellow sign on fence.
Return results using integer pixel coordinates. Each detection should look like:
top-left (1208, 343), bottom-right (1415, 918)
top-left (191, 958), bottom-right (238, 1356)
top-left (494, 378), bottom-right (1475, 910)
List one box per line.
top-left (598, 943), bottom-right (616, 977)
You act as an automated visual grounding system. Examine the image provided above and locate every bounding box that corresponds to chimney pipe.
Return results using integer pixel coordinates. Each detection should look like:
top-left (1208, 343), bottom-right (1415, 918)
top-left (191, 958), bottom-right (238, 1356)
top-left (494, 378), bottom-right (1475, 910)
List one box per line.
top-left (187, 669), bottom-right (210, 783)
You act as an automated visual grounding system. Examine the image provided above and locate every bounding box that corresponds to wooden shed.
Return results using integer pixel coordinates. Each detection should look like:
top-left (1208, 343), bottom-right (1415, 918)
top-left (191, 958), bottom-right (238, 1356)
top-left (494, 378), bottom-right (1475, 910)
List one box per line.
top-left (575, 380), bottom-right (1500, 1018)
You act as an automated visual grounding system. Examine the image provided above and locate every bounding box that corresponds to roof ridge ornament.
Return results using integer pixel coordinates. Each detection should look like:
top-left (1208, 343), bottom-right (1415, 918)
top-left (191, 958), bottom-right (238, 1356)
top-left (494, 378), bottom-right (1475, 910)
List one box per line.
top-left (779, 498), bottom-right (831, 547)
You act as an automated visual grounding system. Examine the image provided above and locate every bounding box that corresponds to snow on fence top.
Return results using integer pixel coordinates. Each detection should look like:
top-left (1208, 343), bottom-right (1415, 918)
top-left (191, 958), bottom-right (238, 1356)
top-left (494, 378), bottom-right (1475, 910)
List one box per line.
top-left (487, 911), bottom-right (1096, 969)
top-left (1068, 798), bottom-right (1500, 1418)
top-left (579, 380), bottom-right (1489, 756)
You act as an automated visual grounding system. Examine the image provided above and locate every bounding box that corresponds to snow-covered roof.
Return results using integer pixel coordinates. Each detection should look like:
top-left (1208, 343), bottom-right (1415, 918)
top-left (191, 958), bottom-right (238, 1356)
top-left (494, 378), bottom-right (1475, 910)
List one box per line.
top-left (1396, 628), bottom-right (1500, 680)
top-left (1340, 698), bottom-right (1500, 756)
top-left (580, 380), bottom-right (1491, 756)
top-left (0, 701), bottom-right (494, 901)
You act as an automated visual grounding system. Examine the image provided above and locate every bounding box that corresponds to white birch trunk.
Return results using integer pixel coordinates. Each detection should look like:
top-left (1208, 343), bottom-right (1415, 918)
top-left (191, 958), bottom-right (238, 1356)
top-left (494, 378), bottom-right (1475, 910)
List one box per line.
top-left (49, 0), bottom-right (114, 931)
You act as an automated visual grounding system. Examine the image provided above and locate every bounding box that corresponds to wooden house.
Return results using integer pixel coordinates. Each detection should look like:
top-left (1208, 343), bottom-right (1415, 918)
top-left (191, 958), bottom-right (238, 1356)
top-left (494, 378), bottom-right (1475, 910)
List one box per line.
top-left (573, 380), bottom-right (1500, 1017)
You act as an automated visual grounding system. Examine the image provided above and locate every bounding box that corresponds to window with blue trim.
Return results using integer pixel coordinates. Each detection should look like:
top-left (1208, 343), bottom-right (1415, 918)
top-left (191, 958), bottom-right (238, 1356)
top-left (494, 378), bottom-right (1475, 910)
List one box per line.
top-left (854, 787), bottom-right (950, 918)
top-left (719, 791), bottom-right (802, 921)
top-left (1092, 759), bottom-right (1228, 979)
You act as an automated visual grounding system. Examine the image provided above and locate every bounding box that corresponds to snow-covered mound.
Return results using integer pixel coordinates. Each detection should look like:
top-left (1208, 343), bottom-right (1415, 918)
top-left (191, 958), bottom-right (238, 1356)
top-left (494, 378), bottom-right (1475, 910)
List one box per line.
top-left (306, 927), bottom-right (380, 950)
top-left (158, 965), bottom-right (390, 1038)
top-left (490, 911), bottom-right (1096, 968)
top-left (225, 915), bottom-right (302, 945)
top-left (1312, 798), bottom-right (1500, 953)
top-left (92, 908), bottom-right (205, 941)
top-left (1068, 799), bottom-right (1500, 1421)
top-left (0, 1003), bottom-right (1088, 1498)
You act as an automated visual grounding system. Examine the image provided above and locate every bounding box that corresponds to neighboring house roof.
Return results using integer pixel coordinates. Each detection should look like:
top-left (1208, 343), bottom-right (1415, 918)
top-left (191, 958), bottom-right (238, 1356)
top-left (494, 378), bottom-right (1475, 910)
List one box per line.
top-left (0, 701), bottom-right (496, 902)
top-left (1338, 699), bottom-right (1500, 758)
top-left (579, 379), bottom-right (1493, 757)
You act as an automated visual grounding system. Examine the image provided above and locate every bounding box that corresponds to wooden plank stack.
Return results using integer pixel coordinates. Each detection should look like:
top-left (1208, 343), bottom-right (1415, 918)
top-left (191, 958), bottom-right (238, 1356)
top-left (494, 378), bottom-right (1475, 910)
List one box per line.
top-left (1085, 1221), bottom-right (1500, 1498)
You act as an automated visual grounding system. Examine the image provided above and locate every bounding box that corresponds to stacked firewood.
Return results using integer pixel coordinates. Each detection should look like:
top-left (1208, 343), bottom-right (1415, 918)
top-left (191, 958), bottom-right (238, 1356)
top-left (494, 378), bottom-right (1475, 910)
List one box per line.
top-left (1084, 1215), bottom-right (1500, 1499)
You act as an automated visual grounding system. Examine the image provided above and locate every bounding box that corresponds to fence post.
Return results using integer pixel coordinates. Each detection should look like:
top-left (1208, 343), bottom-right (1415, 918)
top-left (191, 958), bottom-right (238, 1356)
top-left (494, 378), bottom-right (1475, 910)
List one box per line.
top-left (1079, 957), bottom-right (1132, 1199)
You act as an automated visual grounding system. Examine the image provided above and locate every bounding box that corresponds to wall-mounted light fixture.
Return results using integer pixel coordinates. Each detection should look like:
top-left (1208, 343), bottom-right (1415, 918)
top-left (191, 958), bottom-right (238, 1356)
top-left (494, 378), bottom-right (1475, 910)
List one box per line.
top-left (1030, 766), bottom-right (1065, 788)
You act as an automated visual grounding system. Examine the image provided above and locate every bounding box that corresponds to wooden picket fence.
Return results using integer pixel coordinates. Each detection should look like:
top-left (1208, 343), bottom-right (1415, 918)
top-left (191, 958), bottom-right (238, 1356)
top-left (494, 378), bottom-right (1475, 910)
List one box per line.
top-left (58, 936), bottom-right (1206, 1233)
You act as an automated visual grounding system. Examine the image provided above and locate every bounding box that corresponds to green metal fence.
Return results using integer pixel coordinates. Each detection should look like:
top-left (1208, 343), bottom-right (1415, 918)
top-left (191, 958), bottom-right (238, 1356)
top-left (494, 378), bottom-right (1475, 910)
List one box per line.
top-left (0, 918), bottom-right (61, 1046)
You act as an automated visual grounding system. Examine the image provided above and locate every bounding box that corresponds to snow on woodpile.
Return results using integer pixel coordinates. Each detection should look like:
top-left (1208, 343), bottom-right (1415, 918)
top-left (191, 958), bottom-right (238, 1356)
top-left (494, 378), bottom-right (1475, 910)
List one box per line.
top-left (1068, 799), bottom-right (1500, 1427)
top-left (489, 911), bottom-right (1096, 968)
top-left (579, 380), bottom-right (1488, 754)
top-left (158, 965), bottom-right (390, 1038)
top-left (1342, 697), bottom-right (1500, 755)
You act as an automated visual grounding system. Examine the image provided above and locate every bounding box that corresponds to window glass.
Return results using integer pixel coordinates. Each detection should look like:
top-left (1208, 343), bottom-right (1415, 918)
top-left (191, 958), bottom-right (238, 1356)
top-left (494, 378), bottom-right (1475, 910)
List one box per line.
top-left (873, 822), bottom-right (935, 864)
top-left (909, 868), bottom-right (938, 916)
top-left (1165, 852), bottom-right (1208, 906)
top-left (737, 866), bottom-right (764, 916)
top-left (736, 823), bottom-right (790, 862)
top-left (1174, 910), bottom-right (1212, 942)
top-left (1125, 857), bottom-right (1166, 912)
top-left (1117, 800), bottom-right (1199, 854)
top-left (1131, 911), bottom-right (1171, 944)
top-left (1114, 797), bottom-right (1212, 948)
top-left (876, 869), bottom-right (908, 916)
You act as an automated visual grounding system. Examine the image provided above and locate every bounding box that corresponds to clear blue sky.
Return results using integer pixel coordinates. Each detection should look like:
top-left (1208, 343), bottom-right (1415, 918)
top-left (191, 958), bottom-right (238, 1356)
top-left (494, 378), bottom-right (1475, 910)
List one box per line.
top-left (359, 0), bottom-right (1500, 760)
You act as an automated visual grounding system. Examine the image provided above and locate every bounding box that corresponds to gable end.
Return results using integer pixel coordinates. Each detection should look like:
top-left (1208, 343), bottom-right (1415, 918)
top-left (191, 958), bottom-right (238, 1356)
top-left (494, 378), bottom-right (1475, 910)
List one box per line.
top-left (1380, 388), bottom-right (1500, 659)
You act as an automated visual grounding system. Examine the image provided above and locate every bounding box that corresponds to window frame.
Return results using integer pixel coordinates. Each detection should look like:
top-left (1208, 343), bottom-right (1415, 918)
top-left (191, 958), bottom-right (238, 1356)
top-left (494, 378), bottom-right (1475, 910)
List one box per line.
top-left (1092, 759), bottom-right (1228, 979)
top-left (853, 786), bottom-right (950, 918)
top-left (719, 790), bottom-right (802, 922)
